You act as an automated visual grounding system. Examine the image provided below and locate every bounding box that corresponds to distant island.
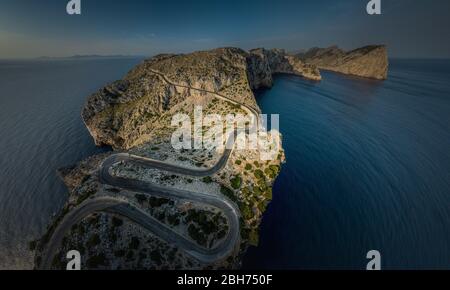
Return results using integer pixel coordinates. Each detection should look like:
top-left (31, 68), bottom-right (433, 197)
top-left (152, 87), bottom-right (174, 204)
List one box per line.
top-left (32, 45), bottom-right (388, 270)
top-left (36, 54), bottom-right (144, 60)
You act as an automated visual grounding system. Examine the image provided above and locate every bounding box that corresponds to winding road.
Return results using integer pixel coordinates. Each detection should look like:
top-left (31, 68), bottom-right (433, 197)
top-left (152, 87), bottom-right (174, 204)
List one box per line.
top-left (40, 69), bottom-right (261, 269)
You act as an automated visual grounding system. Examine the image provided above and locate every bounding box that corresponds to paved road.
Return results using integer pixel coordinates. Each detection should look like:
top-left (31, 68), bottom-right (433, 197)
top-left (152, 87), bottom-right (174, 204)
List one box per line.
top-left (40, 70), bottom-right (262, 269)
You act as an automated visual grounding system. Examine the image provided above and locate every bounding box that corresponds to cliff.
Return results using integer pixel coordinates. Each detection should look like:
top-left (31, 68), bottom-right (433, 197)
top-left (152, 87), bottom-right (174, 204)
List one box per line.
top-left (82, 47), bottom-right (320, 149)
top-left (247, 48), bottom-right (321, 90)
top-left (296, 45), bottom-right (389, 80)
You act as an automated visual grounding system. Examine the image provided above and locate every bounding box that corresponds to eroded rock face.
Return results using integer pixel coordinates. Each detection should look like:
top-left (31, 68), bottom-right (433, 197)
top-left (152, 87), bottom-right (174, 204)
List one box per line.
top-left (248, 48), bottom-right (322, 87)
top-left (82, 47), bottom-right (321, 150)
top-left (297, 45), bottom-right (389, 80)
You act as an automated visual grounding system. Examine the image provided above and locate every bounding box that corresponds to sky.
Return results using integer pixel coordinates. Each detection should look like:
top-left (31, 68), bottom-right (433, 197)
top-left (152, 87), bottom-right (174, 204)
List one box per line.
top-left (0, 0), bottom-right (450, 58)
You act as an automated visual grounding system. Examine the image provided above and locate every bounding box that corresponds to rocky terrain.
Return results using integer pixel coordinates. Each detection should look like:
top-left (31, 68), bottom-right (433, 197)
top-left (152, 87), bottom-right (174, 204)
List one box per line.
top-left (296, 45), bottom-right (389, 80)
top-left (32, 47), bottom-right (291, 270)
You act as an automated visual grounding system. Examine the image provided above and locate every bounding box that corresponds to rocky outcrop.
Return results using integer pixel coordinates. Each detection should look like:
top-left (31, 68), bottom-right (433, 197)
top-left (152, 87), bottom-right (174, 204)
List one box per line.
top-left (82, 48), bottom-right (257, 149)
top-left (297, 45), bottom-right (389, 80)
top-left (82, 47), bottom-right (320, 149)
top-left (247, 48), bottom-right (321, 90)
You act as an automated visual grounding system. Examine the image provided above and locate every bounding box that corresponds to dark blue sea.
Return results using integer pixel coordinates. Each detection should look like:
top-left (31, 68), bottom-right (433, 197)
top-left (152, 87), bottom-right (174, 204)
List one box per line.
top-left (0, 57), bottom-right (143, 269)
top-left (0, 58), bottom-right (449, 269)
top-left (244, 59), bottom-right (450, 270)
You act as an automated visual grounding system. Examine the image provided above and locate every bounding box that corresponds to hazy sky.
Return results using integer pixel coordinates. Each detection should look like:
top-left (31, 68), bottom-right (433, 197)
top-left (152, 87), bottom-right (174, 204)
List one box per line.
top-left (1, 0), bottom-right (450, 58)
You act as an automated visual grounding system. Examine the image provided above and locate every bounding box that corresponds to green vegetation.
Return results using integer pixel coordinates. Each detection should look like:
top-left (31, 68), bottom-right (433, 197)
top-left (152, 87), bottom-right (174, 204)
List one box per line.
top-left (230, 175), bottom-right (242, 190)
top-left (220, 185), bottom-right (237, 202)
top-left (264, 165), bottom-right (281, 179)
top-left (265, 188), bottom-right (273, 200)
top-left (148, 197), bottom-right (170, 207)
top-left (235, 160), bottom-right (242, 165)
top-left (135, 193), bottom-right (147, 204)
top-left (188, 224), bottom-right (207, 247)
top-left (257, 201), bottom-right (267, 212)
top-left (248, 229), bottom-right (259, 246)
top-left (202, 176), bottom-right (213, 183)
top-left (245, 163), bottom-right (252, 171)
top-left (167, 214), bottom-right (181, 226)
top-left (239, 202), bottom-right (253, 220)
top-left (241, 187), bottom-right (251, 196)
top-left (254, 169), bottom-right (264, 180)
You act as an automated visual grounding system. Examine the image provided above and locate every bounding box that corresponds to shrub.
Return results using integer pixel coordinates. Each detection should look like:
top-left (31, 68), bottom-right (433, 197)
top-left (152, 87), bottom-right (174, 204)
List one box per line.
top-left (240, 202), bottom-right (253, 220)
top-left (254, 169), bottom-right (264, 180)
top-left (112, 217), bottom-right (123, 227)
top-left (235, 160), bottom-right (242, 165)
top-left (245, 164), bottom-right (252, 171)
top-left (220, 185), bottom-right (236, 202)
top-left (148, 197), bottom-right (170, 207)
top-left (257, 201), bottom-right (267, 212)
top-left (167, 214), bottom-right (180, 226)
top-left (202, 176), bottom-right (213, 183)
top-left (188, 224), bottom-right (207, 247)
top-left (129, 236), bottom-right (140, 250)
top-left (230, 175), bottom-right (242, 190)
top-left (86, 234), bottom-right (100, 248)
top-left (135, 194), bottom-right (147, 204)
top-left (265, 188), bottom-right (273, 200)
top-left (241, 187), bottom-right (250, 196)
top-left (150, 250), bottom-right (163, 266)
top-left (29, 241), bottom-right (37, 251)
top-left (248, 229), bottom-right (259, 246)
top-left (269, 165), bottom-right (280, 175)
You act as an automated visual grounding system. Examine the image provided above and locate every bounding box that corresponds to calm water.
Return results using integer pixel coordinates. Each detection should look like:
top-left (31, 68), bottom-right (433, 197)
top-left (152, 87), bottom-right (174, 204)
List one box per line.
top-left (0, 57), bottom-right (143, 269)
top-left (244, 59), bottom-right (450, 269)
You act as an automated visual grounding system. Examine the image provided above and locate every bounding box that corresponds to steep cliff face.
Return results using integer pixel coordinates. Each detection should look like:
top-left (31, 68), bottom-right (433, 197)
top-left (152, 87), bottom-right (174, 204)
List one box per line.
top-left (245, 49), bottom-right (273, 90)
top-left (82, 47), bottom-right (320, 149)
top-left (297, 45), bottom-right (389, 80)
top-left (248, 48), bottom-right (322, 88)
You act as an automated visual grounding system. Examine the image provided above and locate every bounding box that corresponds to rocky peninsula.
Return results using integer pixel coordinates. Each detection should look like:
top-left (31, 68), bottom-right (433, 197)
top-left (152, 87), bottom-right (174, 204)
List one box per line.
top-left (32, 45), bottom-right (388, 270)
top-left (296, 45), bottom-right (389, 80)
top-left (33, 47), bottom-right (296, 270)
